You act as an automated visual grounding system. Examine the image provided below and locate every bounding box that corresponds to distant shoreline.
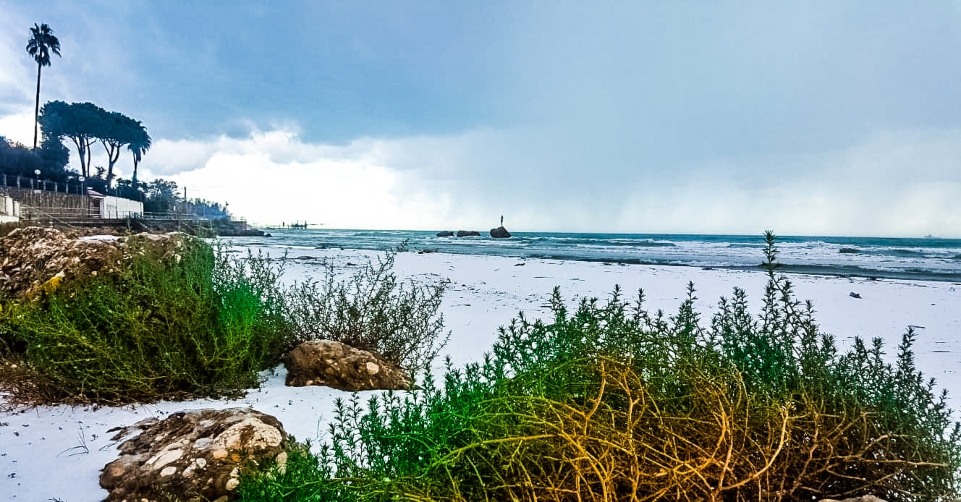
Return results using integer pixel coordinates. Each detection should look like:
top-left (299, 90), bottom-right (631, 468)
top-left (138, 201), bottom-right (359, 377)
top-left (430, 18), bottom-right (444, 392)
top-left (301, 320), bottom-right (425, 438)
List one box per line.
top-left (2, 218), bottom-right (267, 238)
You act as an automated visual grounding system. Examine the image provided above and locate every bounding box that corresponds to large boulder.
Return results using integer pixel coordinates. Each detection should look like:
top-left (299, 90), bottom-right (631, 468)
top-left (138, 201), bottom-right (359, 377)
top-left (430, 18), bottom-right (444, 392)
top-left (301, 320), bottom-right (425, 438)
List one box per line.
top-left (285, 339), bottom-right (412, 391)
top-left (456, 230), bottom-right (480, 237)
top-left (101, 408), bottom-right (288, 502)
top-left (436, 230), bottom-right (454, 237)
top-left (0, 227), bottom-right (190, 299)
top-left (490, 226), bottom-right (511, 238)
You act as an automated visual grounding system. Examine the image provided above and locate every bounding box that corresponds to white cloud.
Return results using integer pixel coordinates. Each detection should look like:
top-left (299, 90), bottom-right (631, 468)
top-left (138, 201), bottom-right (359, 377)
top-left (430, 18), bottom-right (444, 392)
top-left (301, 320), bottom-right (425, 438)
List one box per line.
top-left (142, 129), bottom-right (477, 229)
top-left (0, 110), bottom-right (35, 146)
top-left (0, 8), bottom-right (41, 144)
top-left (134, 124), bottom-right (961, 237)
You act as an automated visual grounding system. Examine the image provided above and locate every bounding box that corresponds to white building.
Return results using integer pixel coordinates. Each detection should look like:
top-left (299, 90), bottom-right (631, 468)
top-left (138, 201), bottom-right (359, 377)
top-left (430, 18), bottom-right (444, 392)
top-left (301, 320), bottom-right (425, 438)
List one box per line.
top-left (0, 195), bottom-right (19, 223)
top-left (86, 189), bottom-right (143, 219)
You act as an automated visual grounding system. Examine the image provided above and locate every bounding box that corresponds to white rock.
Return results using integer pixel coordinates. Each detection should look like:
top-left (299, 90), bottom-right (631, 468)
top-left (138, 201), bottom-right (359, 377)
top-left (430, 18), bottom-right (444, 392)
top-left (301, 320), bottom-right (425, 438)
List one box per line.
top-left (213, 418), bottom-right (283, 451)
top-left (145, 448), bottom-right (183, 469)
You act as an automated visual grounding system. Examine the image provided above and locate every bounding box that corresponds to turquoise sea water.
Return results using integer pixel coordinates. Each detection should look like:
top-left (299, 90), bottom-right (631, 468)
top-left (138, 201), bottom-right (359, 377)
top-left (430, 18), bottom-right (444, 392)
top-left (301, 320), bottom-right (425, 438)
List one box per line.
top-left (234, 229), bottom-right (961, 283)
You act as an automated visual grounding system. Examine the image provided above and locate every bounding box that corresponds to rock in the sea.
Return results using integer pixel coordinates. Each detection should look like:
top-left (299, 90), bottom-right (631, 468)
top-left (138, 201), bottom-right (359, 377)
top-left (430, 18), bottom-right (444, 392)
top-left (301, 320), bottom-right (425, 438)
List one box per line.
top-left (0, 227), bottom-right (191, 299)
top-left (456, 230), bottom-right (480, 237)
top-left (436, 230), bottom-right (454, 237)
top-left (285, 340), bottom-right (412, 391)
top-left (100, 408), bottom-right (288, 502)
top-left (490, 226), bottom-right (511, 238)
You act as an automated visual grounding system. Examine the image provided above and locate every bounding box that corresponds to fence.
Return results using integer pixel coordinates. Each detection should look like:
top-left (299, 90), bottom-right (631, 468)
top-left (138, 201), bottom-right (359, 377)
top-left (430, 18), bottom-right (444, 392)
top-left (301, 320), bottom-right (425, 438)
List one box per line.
top-left (19, 205), bottom-right (99, 223)
top-left (0, 173), bottom-right (86, 195)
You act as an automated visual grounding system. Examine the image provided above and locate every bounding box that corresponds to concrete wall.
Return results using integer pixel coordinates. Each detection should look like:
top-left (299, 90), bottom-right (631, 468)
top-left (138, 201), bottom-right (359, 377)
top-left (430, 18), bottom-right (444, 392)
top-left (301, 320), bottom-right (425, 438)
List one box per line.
top-left (100, 196), bottom-right (143, 219)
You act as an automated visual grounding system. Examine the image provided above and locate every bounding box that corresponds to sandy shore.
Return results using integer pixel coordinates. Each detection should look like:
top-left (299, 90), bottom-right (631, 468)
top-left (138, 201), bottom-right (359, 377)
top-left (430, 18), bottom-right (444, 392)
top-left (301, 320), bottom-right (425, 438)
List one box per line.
top-left (1, 248), bottom-right (958, 501)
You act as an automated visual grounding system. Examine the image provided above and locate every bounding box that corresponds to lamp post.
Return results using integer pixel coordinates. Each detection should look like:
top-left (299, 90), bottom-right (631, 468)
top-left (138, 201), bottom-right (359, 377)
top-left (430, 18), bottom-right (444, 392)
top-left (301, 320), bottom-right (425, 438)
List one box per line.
top-left (78, 176), bottom-right (86, 195)
top-left (34, 169), bottom-right (41, 193)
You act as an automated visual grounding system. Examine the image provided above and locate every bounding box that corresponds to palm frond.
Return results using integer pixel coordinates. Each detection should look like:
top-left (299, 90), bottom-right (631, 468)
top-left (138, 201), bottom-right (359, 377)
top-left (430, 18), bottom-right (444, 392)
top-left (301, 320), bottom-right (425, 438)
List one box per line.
top-left (25, 23), bottom-right (61, 67)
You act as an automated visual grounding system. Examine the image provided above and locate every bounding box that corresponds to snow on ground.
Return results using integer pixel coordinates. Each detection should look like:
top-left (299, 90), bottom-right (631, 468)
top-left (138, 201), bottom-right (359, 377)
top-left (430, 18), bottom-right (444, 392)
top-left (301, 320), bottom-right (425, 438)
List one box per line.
top-left (2, 248), bottom-right (959, 501)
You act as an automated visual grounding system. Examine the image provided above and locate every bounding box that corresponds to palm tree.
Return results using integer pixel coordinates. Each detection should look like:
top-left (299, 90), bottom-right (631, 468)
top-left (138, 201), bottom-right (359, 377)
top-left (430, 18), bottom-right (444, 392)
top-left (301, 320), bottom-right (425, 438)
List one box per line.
top-left (128, 122), bottom-right (151, 184)
top-left (26, 23), bottom-right (61, 149)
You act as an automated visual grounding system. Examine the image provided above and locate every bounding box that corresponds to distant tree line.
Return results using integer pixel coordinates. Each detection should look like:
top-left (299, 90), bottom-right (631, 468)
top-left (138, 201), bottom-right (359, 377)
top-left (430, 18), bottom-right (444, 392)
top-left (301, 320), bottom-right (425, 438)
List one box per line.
top-left (6, 23), bottom-right (229, 220)
top-left (0, 135), bottom-right (68, 182)
top-left (0, 140), bottom-right (229, 220)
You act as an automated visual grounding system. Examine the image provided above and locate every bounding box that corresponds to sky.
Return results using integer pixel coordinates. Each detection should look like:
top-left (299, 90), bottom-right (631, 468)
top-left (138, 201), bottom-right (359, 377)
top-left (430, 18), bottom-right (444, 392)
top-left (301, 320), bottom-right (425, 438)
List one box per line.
top-left (2, 1), bottom-right (961, 236)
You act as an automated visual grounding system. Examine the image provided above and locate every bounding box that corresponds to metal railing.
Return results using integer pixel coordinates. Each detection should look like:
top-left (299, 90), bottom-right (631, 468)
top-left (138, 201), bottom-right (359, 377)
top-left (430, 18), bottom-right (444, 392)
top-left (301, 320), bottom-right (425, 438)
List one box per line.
top-left (18, 205), bottom-right (91, 229)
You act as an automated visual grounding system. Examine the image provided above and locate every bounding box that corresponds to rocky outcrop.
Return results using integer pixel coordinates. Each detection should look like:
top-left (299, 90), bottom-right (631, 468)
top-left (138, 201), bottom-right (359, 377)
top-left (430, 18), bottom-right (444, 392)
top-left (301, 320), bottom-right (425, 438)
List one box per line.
top-left (456, 230), bottom-right (480, 237)
top-left (285, 340), bottom-right (412, 391)
top-left (0, 227), bottom-right (192, 299)
top-left (490, 226), bottom-right (511, 238)
top-left (100, 408), bottom-right (288, 502)
top-left (436, 230), bottom-right (454, 237)
top-left (211, 219), bottom-right (265, 237)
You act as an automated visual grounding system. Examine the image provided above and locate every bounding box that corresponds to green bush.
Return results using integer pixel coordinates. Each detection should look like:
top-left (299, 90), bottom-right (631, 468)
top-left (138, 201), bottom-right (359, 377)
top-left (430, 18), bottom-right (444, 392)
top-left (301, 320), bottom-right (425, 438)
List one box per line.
top-left (285, 250), bottom-right (450, 372)
top-left (239, 232), bottom-right (961, 502)
top-left (0, 237), bottom-right (296, 403)
top-left (0, 238), bottom-right (452, 404)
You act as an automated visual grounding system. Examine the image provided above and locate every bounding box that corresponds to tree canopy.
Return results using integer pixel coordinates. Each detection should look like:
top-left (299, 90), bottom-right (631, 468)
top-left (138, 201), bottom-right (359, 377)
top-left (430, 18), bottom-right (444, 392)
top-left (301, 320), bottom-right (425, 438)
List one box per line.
top-left (127, 120), bottom-right (151, 183)
top-left (39, 101), bottom-right (100, 178)
top-left (39, 101), bottom-right (148, 182)
top-left (99, 110), bottom-right (143, 183)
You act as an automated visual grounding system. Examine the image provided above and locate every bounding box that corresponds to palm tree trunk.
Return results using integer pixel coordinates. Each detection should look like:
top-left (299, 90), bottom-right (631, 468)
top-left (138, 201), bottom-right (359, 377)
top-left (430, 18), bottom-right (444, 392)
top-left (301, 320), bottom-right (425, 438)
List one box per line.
top-left (33, 64), bottom-right (42, 150)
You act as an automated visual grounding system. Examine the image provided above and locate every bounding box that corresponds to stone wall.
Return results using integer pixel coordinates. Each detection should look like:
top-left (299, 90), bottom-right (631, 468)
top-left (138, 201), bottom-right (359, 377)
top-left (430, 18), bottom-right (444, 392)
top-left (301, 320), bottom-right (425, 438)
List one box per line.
top-left (2, 187), bottom-right (97, 211)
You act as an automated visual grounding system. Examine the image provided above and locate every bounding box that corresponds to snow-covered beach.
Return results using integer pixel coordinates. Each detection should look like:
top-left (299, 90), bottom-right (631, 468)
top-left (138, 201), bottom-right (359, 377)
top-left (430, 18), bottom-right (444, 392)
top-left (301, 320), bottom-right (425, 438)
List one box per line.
top-left (1, 247), bottom-right (959, 501)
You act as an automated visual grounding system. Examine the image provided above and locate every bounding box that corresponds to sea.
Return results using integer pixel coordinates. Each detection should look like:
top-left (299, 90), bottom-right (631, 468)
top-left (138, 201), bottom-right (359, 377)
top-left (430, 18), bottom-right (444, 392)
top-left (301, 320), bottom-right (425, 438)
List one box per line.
top-left (234, 229), bottom-right (961, 283)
